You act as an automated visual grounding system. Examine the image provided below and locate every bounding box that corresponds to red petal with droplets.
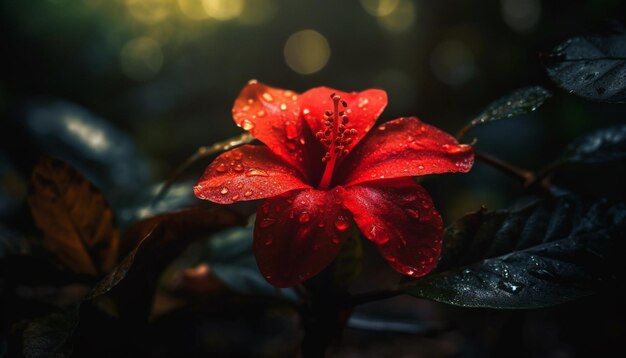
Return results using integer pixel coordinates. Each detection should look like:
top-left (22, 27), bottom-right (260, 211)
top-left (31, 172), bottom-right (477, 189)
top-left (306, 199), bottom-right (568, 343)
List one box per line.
top-left (300, 87), bottom-right (387, 152)
top-left (339, 178), bottom-right (443, 278)
top-left (232, 80), bottom-right (321, 181)
top-left (337, 117), bottom-right (474, 187)
top-left (194, 145), bottom-right (310, 204)
top-left (253, 188), bottom-right (352, 287)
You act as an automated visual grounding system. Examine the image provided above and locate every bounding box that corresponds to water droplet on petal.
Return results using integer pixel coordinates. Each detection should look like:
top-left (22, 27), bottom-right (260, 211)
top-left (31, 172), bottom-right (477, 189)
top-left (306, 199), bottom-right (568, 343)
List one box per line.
top-left (280, 103), bottom-right (287, 111)
top-left (245, 168), bottom-right (269, 177)
top-left (378, 125), bottom-right (386, 131)
top-left (215, 163), bottom-right (227, 173)
top-left (231, 194), bottom-right (240, 201)
top-left (418, 165), bottom-right (424, 170)
top-left (233, 151), bottom-right (243, 160)
top-left (317, 222), bottom-right (326, 228)
top-left (244, 190), bottom-right (253, 197)
top-left (234, 164), bottom-right (244, 172)
top-left (357, 97), bottom-right (369, 108)
top-left (303, 108), bottom-right (310, 115)
top-left (262, 92), bottom-right (273, 101)
top-left (236, 183), bottom-right (244, 189)
top-left (285, 121), bottom-right (298, 140)
top-left (241, 119), bottom-right (255, 131)
top-left (299, 212), bottom-right (311, 223)
top-left (331, 237), bottom-right (341, 244)
top-left (220, 187), bottom-right (229, 195)
top-left (264, 237), bottom-right (273, 245)
top-left (445, 144), bottom-right (472, 154)
top-left (334, 216), bottom-right (350, 231)
top-left (405, 209), bottom-right (420, 220)
top-left (259, 218), bottom-right (276, 228)
top-left (257, 110), bottom-right (266, 117)
top-left (369, 224), bottom-right (390, 245)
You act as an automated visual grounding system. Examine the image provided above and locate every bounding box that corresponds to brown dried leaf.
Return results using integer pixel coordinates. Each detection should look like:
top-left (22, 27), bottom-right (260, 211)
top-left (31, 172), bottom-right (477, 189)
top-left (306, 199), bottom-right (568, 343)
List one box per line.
top-left (28, 157), bottom-right (119, 275)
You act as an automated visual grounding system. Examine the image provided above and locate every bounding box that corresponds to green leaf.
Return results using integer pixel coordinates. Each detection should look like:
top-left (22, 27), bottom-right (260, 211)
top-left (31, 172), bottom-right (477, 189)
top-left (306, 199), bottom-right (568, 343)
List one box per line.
top-left (456, 86), bottom-right (551, 140)
top-left (403, 195), bottom-right (625, 309)
top-left (544, 21), bottom-right (626, 103)
top-left (562, 124), bottom-right (626, 164)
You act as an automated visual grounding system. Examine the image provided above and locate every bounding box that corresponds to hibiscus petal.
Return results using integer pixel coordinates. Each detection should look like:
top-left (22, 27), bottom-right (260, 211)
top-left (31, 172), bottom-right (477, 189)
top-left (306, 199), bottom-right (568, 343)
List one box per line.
top-left (339, 178), bottom-right (443, 278)
top-left (194, 145), bottom-right (310, 204)
top-left (337, 117), bottom-right (474, 187)
top-left (300, 87), bottom-right (387, 151)
top-left (232, 80), bottom-right (321, 180)
top-left (253, 188), bottom-right (352, 287)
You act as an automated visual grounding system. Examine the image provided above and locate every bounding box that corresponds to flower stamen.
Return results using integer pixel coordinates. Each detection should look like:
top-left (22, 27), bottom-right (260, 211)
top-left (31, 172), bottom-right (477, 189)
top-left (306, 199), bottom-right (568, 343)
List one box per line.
top-left (316, 93), bottom-right (358, 189)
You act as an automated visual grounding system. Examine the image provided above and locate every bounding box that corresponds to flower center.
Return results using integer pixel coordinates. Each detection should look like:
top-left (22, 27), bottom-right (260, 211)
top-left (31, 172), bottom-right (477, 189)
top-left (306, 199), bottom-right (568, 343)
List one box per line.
top-left (316, 93), bottom-right (358, 190)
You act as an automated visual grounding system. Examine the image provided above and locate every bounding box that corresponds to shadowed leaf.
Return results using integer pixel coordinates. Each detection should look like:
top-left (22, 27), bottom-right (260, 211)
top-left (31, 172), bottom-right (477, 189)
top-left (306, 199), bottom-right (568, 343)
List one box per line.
top-left (562, 124), bottom-right (626, 163)
top-left (28, 157), bottom-right (119, 276)
top-left (456, 86), bottom-right (551, 140)
top-left (404, 195), bottom-right (625, 308)
top-left (544, 21), bottom-right (626, 103)
top-left (21, 312), bottom-right (78, 358)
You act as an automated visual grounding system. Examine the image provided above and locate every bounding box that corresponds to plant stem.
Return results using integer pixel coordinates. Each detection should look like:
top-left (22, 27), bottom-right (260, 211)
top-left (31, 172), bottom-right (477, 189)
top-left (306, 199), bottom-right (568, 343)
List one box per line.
top-left (475, 151), bottom-right (535, 185)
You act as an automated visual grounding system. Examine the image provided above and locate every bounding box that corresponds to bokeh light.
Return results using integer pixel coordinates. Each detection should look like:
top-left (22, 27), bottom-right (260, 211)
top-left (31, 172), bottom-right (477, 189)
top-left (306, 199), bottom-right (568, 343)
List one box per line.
top-left (377, 0), bottom-right (415, 33)
top-left (119, 37), bottom-right (164, 81)
top-left (202, 0), bottom-right (244, 21)
top-left (430, 40), bottom-right (475, 87)
top-left (177, 0), bottom-right (211, 20)
top-left (283, 30), bottom-right (331, 75)
top-left (500, 0), bottom-right (541, 33)
top-left (237, 0), bottom-right (278, 25)
top-left (125, 0), bottom-right (172, 25)
top-left (359, 0), bottom-right (400, 17)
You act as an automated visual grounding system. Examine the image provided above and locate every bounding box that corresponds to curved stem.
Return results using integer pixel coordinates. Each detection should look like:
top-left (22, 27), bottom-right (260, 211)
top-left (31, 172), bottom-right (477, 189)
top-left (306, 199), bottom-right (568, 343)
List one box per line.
top-left (475, 151), bottom-right (535, 184)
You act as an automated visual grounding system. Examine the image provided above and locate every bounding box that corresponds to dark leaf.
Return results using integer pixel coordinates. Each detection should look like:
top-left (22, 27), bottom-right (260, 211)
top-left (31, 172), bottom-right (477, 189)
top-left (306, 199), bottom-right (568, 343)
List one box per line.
top-left (456, 86), bottom-right (551, 140)
top-left (19, 100), bottom-right (151, 205)
top-left (118, 181), bottom-right (197, 228)
top-left (544, 21), bottom-right (626, 103)
top-left (169, 226), bottom-right (296, 299)
top-left (28, 157), bottom-right (119, 276)
top-left (70, 208), bottom-right (241, 356)
top-left (347, 313), bottom-right (445, 335)
top-left (562, 124), bottom-right (626, 163)
top-left (403, 195), bottom-right (625, 308)
top-left (21, 312), bottom-right (78, 358)
top-left (332, 226), bottom-right (363, 288)
top-left (87, 207), bottom-right (241, 317)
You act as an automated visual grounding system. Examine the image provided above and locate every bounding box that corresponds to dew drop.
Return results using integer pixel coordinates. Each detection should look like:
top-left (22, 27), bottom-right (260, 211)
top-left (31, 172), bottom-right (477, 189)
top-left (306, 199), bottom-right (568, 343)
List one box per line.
top-left (242, 105), bottom-right (250, 112)
top-left (233, 151), bottom-right (243, 160)
top-left (231, 194), bottom-right (240, 201)
top-left (259, 218), bottom-right (276, 228)
top-left (445, 144), bottom-right (472, 154)
top-left (299, 212), bottom-right (311, 223)
top-left (220, 187), bottom-right (229, 195)
top-left (357, 97), bottom-right (369, 108)
top-left (236, 183), bottom-right (244, 189)
top-left (280, 103), bottom-right (287, 111)
top-left (244, 190), bottom-right (253, 197)
top-left (241, 119), bottom-right (255, 131)
top-left (405, 209), bottom-right (420, 220)
top-left (257, 110), bottom-right (266, 117)
top-left (317, 222), bottom-right (326, 228)
top-left (418, 165), bottom-right (424, 170)
top-left (423, 203), bottom-right (430, 209)
top-left (285, 122), bottom-right (298, 140)
top-left (234, 164), bottom-right (244, 172)
top-left (331, 237), bottom-right (341, 244)
top-left (262, 92), bottom-right (273, 101)
top-left (283, 90), bottom-right (293, 97)
top-left (264, 237), bottom-right (274, 246)
top-left (378, 125), bottom-right (386, 131)
top-left (245, 168), bottom-right (269, 177)
top-left (299, 137), bottom-right (306, 145)
top-left (215, 163), bottom-right (227, 173)
top-left (303, 108), bottom-right (310, 115)
top-left (334, 216), bottom-right (350, 231)
top-left (369, 225), bottom-right (390, 245)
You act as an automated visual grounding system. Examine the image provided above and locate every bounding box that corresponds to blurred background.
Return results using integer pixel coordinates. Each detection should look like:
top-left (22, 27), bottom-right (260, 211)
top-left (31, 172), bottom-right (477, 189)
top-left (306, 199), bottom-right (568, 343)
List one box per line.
top-left (1, 0), bottom-right (625, 356)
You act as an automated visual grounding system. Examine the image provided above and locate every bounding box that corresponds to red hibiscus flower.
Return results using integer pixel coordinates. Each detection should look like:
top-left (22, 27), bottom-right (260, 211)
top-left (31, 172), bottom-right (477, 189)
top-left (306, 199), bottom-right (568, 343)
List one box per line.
top-left (194, 80), bottom-right (474, 287)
